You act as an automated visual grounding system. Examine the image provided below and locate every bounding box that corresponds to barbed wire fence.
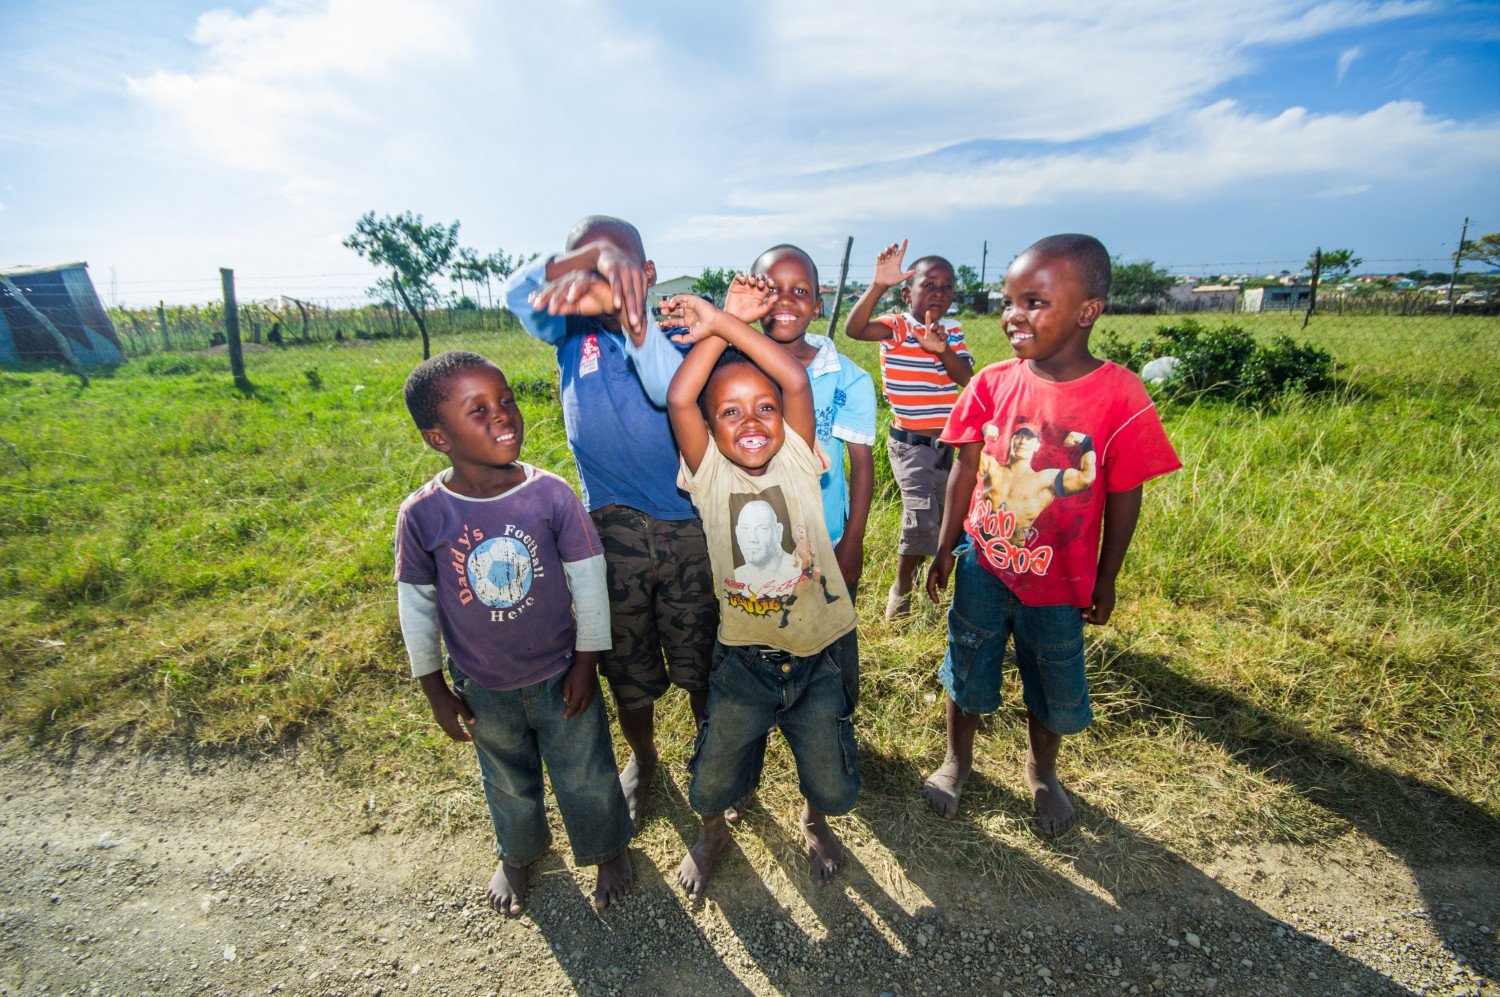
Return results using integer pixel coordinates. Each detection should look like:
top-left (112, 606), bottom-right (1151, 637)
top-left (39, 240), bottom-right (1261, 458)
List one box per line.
top-left (3, 256), bottom-right (1498, 393)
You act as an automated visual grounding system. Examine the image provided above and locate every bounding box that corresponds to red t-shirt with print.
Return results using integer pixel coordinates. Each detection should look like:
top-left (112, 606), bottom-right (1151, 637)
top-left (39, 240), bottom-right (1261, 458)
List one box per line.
top-left (940, 359), bottom-right (1181, 608)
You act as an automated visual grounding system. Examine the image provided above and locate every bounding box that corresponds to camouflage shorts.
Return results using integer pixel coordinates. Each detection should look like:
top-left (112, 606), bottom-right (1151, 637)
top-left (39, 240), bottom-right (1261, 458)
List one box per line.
top-left (590, 506), bottom-right (718, 713)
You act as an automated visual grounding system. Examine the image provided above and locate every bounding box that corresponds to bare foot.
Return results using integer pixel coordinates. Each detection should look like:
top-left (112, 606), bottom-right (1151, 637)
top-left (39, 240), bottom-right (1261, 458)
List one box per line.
top-left (619, 750), bottom-right (658, 829)
top-left (724, 790), bottom-right (756, 824)
top-left (486, 861), bottom-right (526, 915)
top-left (922, 756), bottom-right (969, 820)
top-left (802, 806), bottom-right (844, 886)
top-left (592, 851), bottom-right (633, 909)
top-left (676, 818), bottom-right (729, 901)
top-left (1026, 755), bottom-right (1076, 839)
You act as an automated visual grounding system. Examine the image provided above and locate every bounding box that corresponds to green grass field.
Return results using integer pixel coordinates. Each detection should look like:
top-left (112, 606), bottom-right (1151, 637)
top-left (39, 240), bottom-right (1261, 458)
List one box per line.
top-left (1, 310), bottom-right (1496, 878)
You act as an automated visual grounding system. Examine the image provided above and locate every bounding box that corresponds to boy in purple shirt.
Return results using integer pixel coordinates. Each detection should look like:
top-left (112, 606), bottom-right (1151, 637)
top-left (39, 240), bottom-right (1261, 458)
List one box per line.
top-left (394, 351), bottom-right (633, 915)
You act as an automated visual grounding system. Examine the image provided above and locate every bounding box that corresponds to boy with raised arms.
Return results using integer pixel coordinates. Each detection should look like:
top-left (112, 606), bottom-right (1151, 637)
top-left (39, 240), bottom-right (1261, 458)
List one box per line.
top-left (661, 275), bottom-right (861, 898)
top-left (843, 241), bottom-right (973, 619)
top-left (923, 234), bottom-right (1180, 838)
top-left (504, 216), bottom-right (717, 828)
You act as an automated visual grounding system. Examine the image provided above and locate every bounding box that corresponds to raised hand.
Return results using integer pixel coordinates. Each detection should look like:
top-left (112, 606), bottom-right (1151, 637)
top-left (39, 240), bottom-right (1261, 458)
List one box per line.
top-left (873, 239), bottom-right (915, 287)
top-left (915, 305), bottom-right (949, 354)
top-left (723, 273), bottom-right (776, 324)
top-left (594, 244), bottom-right (649, 337)
top-left (658, 294), bottom-right (722, 345)
top-left (529, 271), bottom-right (613, 317)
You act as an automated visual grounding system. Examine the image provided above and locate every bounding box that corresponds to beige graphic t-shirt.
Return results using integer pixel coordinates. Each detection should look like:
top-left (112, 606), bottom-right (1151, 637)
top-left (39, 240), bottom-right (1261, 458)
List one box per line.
top-left (680, 432), bottom-right (856, 657)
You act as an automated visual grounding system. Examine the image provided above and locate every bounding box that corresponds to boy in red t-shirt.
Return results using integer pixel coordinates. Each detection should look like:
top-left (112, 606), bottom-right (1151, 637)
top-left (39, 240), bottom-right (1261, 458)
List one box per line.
top-left (923, 234), bottom-right (1181, 838)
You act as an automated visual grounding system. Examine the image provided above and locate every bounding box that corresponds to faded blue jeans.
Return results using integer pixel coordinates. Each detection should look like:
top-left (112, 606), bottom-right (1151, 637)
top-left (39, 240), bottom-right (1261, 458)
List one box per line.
top-left (687, 629), bottom-right (861, 817)
top-left (450, 661), bottom-right (633, 867)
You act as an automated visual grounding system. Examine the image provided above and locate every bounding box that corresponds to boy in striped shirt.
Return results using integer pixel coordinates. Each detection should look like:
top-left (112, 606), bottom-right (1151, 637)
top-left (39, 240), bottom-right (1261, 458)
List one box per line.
top-left (844, 240), bottom-right (973, 619)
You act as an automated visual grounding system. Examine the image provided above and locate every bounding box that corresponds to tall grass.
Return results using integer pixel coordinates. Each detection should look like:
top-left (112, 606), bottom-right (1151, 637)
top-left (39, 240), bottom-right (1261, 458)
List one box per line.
top-left (1, 312), bottom-right (1496, 873)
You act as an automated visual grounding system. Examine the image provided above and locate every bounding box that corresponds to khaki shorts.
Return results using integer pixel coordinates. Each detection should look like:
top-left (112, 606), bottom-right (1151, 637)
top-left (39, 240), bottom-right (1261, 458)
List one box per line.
top-left (590, 506), bottom-right (717, 712)
top-left (886, 435), bottom-right (953, 556)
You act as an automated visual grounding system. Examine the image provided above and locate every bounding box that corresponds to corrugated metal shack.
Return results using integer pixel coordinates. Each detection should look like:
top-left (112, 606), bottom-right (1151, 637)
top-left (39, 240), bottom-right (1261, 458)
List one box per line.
top-left (0, 261), bottom-right (123, 366)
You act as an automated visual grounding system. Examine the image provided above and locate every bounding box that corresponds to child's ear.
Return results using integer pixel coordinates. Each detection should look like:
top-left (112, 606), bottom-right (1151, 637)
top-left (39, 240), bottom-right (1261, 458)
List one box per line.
top-left (421, 428), bottom-right (451, 454)
top-left (1078, 297), bottom-right (1105, 330)
top-left (900, 285), bottom-right (912, 306)
top-left (645, 260), bottom-right (658, 287)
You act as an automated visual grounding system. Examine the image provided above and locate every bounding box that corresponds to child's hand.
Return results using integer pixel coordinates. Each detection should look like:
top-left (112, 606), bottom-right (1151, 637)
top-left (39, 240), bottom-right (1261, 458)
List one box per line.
top-left (594, 245), bottom-right (650, 337)
top-left (530, 271), bottom-right (614, 317)
top-left (1081, 577), bottom-right (1116, 625)
top-left (834, 533), bottom-right (863, 592)
top-left (873, 239), bottom-right (915, 288)
top-left (915, 306), bottom-right (950, 354)
top-left (659, 294), bottom-right (722, 344)
top-left (723, 273), bottom-right (776, 324)
top-left (926, 548), bottom-right (955, 604)
top-left (424, 682), bottom-right (477, 743)
top-left (561, 653), bottom-right (599, 719)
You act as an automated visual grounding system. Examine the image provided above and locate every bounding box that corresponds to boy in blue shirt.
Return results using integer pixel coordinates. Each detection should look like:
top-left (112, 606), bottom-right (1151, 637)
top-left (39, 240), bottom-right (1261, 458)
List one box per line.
top-left (503, 217), bottom-right (717, 827)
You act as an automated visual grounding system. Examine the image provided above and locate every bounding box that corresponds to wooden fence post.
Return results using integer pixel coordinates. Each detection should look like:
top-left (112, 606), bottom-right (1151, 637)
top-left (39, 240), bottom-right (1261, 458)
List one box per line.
top-left (0, 275), bottom-right (88, 387)
top-left (221, 268), bottom-right (251, 391)
top-left (1302, 247), bottom-right (1320, 329)
top-left (157, 300), bottom-right (171, 351)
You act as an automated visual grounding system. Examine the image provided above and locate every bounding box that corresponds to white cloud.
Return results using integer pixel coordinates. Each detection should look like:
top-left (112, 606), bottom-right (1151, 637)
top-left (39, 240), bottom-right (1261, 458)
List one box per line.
top-left (663, 101), bottom-right (1500, 242)
top-left (1338, 46), bottom-right (1364, 82)
top-left (1313, 183), bottom-right (1373, 197)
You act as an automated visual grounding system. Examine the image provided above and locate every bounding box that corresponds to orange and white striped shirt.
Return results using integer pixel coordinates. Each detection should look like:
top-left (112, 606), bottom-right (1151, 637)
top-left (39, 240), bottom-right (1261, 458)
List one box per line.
top-left (874, 312), bottom-right (972, 433)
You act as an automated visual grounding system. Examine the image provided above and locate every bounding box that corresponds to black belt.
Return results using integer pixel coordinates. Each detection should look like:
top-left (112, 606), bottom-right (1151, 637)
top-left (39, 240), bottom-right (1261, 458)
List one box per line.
top-left (890, 425), bottom-right (948, 450)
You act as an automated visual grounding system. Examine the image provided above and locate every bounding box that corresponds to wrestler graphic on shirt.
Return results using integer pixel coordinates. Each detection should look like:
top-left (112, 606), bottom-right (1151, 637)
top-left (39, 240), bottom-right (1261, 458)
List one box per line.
top-left (732, 500), bottom-right (803, 596)
top-left (979, 422), bottom-right (1096, 545)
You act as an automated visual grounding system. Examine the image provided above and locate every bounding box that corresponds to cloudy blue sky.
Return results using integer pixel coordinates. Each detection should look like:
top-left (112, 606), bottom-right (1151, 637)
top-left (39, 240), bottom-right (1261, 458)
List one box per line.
top-left (3, 0), bottom-right (1497, 305)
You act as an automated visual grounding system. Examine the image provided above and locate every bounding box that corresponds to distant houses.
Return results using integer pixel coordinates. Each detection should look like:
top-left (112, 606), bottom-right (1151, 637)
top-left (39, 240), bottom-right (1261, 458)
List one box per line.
top-left (0, 261), bottom-right (123, 366)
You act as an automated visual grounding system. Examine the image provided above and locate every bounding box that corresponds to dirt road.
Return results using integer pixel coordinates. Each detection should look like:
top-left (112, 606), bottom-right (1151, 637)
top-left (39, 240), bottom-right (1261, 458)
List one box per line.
top-left (0, 744), bottom-right (1494, 996)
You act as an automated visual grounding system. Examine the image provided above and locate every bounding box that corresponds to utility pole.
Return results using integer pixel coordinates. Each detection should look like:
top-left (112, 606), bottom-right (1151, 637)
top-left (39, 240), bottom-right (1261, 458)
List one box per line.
top-left (1447, 216), bottom-right (1469, 318)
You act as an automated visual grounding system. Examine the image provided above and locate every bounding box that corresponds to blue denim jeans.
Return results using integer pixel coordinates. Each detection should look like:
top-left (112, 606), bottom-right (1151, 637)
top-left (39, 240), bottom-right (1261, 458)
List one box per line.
top-left (449, 661), bottom-right (633, 867)
top-left (939, 539), bottom-right (1094, 735)
top-left (687, 630), bottom-right (861, 817)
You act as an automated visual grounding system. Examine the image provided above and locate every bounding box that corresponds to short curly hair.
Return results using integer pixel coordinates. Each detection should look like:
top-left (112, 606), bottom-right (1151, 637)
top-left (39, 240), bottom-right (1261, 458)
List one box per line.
top-left (1021, 234), bottom-right (1112, 300)
top-left (403, 350), bottom-right (499, 430)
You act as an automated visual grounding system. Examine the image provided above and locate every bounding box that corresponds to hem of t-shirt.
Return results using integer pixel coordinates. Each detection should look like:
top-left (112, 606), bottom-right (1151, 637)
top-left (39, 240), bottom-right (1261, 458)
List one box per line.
top-left (968, 538), bottom-right (1093, 610)
top-left (832, 426), bottom-right (877, 446)
top-left (584, 498), bottom-right (701, 522)
top-left (713, 619), bottom-right (857, 659)
top-left (454, 653), bottom-right (572, 693)
top-left (434, 463), bottom-right (538, 501)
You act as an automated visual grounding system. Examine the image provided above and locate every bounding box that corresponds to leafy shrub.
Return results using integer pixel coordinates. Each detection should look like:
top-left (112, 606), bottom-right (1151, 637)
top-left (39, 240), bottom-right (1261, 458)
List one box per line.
top-left (303, 368), bottom-right (324, 390)
top-left (1096, 319), bottom-right (1335, 403)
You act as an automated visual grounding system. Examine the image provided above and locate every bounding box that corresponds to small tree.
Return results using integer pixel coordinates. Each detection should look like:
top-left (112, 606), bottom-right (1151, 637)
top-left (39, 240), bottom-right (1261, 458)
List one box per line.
top-left (1110, 258), bottom-right (1174, 305)
top-left (1456, 232), bottom-right (1500, 269)
top-left (1308, 248), bottom-right (1361, 281)
top-left (954, 264), bottom-right (983, 295)
top-left (344, 211), bottom-right (460, 359)
top-left (691, 267), bottom-right (734, 304)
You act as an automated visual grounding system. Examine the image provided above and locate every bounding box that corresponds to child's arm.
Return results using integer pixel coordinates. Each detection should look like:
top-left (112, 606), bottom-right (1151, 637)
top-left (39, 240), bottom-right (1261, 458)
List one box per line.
top-left (842, 240), bottom-right (914, 341)
top-left (398, 581), bottom-right (476, 742)
top-left (560, 552), bottom-right (611, 717)
top-left (530, 272), bottom-right (683, 406)
top-left (665, 333), bottom-right (729, 477)
top-left (925, 441), bottom-right (982, 603)
top-left (663, 276), bottom-right (815, 444)
top-left (915, 311), bottom-right (974, 388)
top-left (541, 242), bottom-right (650, 336)
top-left (835, 443), bottom-right (873, 591)
top-left (1083, 485), bottom-right (1142, 625)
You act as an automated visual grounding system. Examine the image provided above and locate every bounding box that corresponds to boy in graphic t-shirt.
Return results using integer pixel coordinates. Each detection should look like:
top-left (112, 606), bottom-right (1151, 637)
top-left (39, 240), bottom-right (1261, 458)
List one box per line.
top-left (660, 275), bottom-right (861, 900)
top-left (922, 235), bottom-right (1181, 839)
top-left (394, 351), bottom-right (634, 916)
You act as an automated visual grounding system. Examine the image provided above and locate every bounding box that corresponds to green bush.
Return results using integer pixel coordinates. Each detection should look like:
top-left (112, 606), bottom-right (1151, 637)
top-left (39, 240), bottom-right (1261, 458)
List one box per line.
top-left (1096, 319), bottom-right (1335, 403)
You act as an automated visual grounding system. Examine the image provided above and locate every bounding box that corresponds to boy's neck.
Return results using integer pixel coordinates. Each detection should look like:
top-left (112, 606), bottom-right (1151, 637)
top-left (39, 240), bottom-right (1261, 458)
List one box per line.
top-left (1026, 349), bottom-right (1104, 383)
top-left (445, 462), bottom-right (527, 498)
top-left (780, 333), bottom-right (820, 367)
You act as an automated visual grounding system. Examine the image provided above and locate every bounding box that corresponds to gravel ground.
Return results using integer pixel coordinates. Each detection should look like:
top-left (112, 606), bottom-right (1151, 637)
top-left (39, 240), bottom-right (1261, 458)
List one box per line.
top-left (0, 744), bottom-right (1494, 996)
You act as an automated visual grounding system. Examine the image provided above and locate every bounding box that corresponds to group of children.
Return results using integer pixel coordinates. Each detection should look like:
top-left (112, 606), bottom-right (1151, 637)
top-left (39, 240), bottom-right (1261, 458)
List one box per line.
top-left (393, 216), bottom-right (1182, 913)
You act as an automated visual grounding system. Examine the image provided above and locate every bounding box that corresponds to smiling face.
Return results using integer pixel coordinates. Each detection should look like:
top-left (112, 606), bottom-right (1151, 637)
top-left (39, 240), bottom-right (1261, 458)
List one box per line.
top-left (905, 259), bottom-right (956, 321)
top-left (423, 365), bottom-right (524, 473)
top-left (1000, 251), bottom-right (1103, 370)
top-left (752, 248), bottom-right (821, 345)
top-left (703, 360), bottom-right (785, 476)
top-left (1008, 429), bottom-right (1040, 464)
top-left (735, 500), bottom-right (783, 567)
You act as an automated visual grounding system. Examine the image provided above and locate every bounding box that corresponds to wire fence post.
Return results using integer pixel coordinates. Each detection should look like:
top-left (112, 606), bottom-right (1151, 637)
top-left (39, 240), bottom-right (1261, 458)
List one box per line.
top-left (826, 236), bottom-right (854, 337)
top-left (221, 268), bottom-right (251, 392)
top-left (1448, 216), bottom-right (1469, 318)
top-left (1303, 247), bottom-right (1321, 329)
top-left (157, 300), bottom-right (171, 351)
